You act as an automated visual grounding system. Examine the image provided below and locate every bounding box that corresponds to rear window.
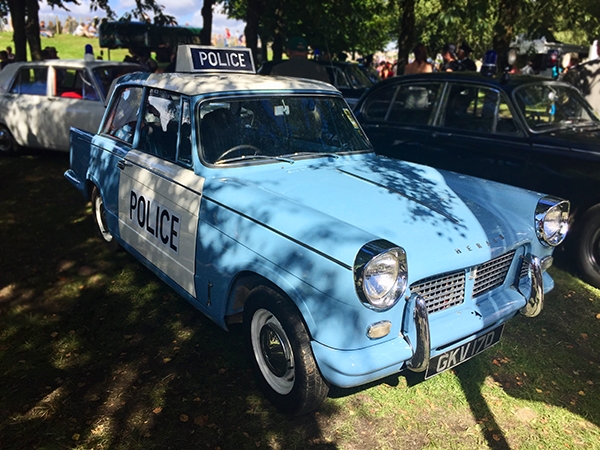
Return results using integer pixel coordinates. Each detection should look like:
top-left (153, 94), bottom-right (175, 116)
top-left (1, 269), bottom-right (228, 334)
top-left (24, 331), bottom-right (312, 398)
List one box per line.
top-left (92, 65), bottom-right (142, 100)
top-left (9, 67), bottom-right (48, 95)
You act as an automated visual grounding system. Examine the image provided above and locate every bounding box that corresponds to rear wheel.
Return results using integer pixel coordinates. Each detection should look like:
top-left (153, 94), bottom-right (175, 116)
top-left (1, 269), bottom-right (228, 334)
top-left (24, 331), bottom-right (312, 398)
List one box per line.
top-left (244, 286), bottom-right (329, 415)
top-left (0, 124), bottom-right (18, 156)
top-left (576, 204), bottom-right (600, 289)
top-left (91, 186), bottom-right (119, 252)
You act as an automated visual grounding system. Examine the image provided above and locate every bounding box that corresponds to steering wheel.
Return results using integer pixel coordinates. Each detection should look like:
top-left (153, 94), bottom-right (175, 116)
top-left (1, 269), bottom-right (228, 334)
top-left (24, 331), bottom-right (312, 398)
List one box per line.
top-left (215, 144), bottom-right (261, 162)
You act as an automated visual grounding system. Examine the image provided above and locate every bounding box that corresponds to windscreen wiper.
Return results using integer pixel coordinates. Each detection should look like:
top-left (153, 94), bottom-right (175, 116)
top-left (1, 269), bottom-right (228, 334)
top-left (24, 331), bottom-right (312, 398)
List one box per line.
top-left (289, 151), bottom-right (340, 159)
top-left (214, 155), bottom-right (295, 165)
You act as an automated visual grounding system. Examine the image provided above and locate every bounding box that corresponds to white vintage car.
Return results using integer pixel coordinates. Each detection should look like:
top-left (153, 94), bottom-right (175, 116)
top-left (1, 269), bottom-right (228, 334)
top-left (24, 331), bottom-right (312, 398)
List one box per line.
top-left (0, 59), bottom-right (143, 154)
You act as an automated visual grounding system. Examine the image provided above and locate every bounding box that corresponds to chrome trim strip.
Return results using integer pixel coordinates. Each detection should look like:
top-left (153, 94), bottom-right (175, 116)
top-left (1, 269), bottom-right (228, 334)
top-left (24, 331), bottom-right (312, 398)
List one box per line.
top-left (122, 157), bottom-right (204, 197)
top-left (203, 195), bottom-right (353, 271)
top-left (336, 169), bottom-right (459, 224)
top-left (407, 294), bottom-right (431, 372)
top-left (521, 254), bottom-right (544, 318)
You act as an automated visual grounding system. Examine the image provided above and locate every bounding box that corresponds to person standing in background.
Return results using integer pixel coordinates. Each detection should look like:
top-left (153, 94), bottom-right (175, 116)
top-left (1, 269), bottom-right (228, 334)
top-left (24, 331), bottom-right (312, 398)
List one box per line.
top-left (271, 36), bottom-right (330, 83)
top-left (458, 43), bottom-right (477, 71)
top-left (404, 44), bottom-right (433, 74)
top-left (441, 44), bottom-right (460, 72)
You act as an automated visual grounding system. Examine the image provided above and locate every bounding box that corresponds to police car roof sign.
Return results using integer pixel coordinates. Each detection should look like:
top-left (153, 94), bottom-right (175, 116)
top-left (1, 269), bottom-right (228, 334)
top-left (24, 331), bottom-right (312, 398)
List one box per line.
top-left (176, 45), bottom-right (255, 74)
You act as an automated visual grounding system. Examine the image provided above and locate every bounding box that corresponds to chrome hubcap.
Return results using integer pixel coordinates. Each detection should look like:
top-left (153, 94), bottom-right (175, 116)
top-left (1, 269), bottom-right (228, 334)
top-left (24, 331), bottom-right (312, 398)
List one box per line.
top-left (251, 308), bottom-right (295, 395)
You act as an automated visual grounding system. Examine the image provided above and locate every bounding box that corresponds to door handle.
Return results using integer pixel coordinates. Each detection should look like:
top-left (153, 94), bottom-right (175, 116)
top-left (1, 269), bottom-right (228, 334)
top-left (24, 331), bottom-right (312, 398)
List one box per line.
top-left (432, 131), bottom-right (452, 138)
top-left (117, 160), bottom-right (132, 170)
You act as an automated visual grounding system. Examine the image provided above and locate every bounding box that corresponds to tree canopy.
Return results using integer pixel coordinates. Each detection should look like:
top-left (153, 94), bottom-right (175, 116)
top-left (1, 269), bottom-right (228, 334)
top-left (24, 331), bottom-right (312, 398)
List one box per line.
top-left (224, 0), bottom-right (600, 66)
top-left (1, 0), bottom-right (599, 65)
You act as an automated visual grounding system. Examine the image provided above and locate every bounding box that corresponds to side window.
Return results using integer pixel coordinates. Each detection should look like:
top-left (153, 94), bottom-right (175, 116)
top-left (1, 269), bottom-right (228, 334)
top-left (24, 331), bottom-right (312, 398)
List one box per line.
top-left (332, 68), bottom-right (350, 88)
top-left (442, 84), bottom-right (519, 135)
top-left (10, 68), bottom-right (48, 95)
top-left (388, 83), bottom-right (441, 125)
top-left (442, 85), bottom-right (496, 132)
top-left (102, 86), bottom-right (144, 144)
top-left (178, 99), bottom-right (192, 167)
top-left (496, 96), bottom-right (519, 134)
top-left (364, 86), bottom-right (397, 120)
top-left (54, 68), bottom-right (99, 101)
top-left (138, 89), bottom-right (181, 162)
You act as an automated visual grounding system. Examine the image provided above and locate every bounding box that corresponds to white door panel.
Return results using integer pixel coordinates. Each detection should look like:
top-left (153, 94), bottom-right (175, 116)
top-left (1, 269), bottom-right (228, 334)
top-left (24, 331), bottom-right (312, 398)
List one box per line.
top-left (41, 97), bottom-right (105, 151)
top-left (118, 150), bottom-right (204, 297)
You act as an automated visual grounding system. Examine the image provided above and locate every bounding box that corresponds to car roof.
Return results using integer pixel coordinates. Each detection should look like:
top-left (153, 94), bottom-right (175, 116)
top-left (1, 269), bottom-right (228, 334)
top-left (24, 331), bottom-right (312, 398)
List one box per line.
top-left (114, 71), bottom-right (341, 97)
top-left (370, 72), bottom-right (568, 94)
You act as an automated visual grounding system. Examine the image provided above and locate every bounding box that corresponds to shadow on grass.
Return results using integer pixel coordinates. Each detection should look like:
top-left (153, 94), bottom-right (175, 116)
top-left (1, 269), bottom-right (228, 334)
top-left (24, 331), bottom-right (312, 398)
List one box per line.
top-left (0, 151), bottom-right (339, 450)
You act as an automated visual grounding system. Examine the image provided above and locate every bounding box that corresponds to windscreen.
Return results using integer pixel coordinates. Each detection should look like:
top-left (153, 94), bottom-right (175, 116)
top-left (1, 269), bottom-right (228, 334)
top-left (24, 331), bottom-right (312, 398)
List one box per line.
top-left (199, 95), bottom-right (372, 165)
top-left (514, 83), bottom-right (599, 131)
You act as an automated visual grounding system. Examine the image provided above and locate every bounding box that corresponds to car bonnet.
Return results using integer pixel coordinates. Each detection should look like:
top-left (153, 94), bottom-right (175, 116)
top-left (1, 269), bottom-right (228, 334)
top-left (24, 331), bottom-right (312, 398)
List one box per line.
top-left (201, 154), bottom-right (541, 281)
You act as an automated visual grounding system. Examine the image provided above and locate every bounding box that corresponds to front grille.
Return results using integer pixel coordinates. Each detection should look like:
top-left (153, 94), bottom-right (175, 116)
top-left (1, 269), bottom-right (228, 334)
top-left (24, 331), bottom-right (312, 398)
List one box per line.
top-left (410, 250), bottom-right (518, 315)
top-left (472, 250), bottom-right (516, 298)
top-left (519, 256), bottom-right (530, 279)
top-left (410, 271), bottom-right (465, 314)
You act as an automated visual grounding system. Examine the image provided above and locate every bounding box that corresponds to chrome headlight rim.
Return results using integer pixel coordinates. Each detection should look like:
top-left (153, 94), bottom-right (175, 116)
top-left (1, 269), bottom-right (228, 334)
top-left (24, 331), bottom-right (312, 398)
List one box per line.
top-left (535, 196), bottom-right (570, 247)
top-left (354, 239), bottom-right (408, 311)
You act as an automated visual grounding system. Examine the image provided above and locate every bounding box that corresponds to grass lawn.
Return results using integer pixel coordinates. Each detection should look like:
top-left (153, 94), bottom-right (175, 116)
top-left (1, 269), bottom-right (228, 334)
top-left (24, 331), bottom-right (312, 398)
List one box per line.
top-left (0, 149), bottom-right (599, 450)
top-left (0, 32), bottom-right (133, 61)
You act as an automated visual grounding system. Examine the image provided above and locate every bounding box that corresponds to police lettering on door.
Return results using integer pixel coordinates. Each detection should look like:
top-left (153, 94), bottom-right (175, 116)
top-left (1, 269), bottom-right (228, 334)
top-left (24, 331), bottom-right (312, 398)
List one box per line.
top-left (129, 190), bottom-right (180, 252)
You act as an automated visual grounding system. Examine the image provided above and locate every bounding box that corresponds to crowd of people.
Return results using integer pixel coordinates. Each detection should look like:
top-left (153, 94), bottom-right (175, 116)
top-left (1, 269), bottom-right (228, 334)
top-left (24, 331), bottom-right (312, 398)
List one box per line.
top-left (373, 42), bottom-right (481, 79)
top-left (37, 18), bottom-right (99, 38)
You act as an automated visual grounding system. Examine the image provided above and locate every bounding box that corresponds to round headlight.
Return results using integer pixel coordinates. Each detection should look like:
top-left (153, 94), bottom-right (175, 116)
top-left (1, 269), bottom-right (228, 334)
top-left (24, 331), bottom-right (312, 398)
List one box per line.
top-left (535, 197), bottom-right (570, 247)
top-left (354, 240), bottom-right (408, 310)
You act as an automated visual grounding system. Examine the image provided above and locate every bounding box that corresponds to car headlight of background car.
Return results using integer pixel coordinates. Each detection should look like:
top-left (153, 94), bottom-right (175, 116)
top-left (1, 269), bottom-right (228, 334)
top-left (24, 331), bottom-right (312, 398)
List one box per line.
top-left (535, 197), bottom-right (570, 247)
top-left (354, 240), bottom-right (408, 310)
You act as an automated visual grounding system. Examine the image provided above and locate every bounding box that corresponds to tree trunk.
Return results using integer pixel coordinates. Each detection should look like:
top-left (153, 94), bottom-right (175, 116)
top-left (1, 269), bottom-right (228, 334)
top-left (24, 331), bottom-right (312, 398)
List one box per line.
top-left (245, 0), bottom-right (262, 63)
top-left (6, 0), bottom-right (27, 61)
top-left (397, 0), bottom-right (416, 74)
top-left (272, 33), bottom-right (283, 61)
top-left (493, 0), bottom-right (521, 69)
top-left (25, 0), bottom-right (42, 61)
top-left (200, 0), bottom-right (214, 45)
top-left (271, 6), bottom-right (284, 61)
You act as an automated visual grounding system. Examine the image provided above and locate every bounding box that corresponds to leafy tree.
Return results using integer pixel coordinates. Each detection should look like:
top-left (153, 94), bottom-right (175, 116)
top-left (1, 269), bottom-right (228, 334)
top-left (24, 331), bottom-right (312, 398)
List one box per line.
top-left (226, 0), bottom-right (392, 63)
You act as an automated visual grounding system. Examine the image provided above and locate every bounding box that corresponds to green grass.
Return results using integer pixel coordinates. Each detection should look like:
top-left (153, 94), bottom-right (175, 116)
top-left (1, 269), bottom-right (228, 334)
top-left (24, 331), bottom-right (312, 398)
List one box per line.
top-left (0, 31), bottom-right (132, 61)
top-left (1, 150), bottom-right (599, 449)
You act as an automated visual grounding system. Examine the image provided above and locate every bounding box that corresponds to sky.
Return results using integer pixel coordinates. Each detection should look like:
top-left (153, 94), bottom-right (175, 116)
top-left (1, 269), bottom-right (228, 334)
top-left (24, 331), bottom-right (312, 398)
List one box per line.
top-left (38, 0), bottom-right (246, 36)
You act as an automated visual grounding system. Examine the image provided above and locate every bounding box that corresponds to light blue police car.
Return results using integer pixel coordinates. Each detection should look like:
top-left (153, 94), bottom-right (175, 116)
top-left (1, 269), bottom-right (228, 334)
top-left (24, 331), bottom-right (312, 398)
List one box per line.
top-left (65, 46), bottom-right (570, 415)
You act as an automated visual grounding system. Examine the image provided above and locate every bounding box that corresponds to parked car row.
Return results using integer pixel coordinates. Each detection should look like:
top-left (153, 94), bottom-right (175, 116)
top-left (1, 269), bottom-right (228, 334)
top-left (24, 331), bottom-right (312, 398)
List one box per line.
top-left (1, 48), bottom-right (590, 414)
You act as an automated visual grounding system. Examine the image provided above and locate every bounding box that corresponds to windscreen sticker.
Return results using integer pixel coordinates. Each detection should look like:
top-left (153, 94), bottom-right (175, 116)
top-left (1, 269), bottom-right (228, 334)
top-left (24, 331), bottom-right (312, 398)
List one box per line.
top-left (343, 109), bottom-right (360, 129)
top-left (129, 190), bottom-right (180, 253)
top-left (274, 104), bottom-right (290, 116)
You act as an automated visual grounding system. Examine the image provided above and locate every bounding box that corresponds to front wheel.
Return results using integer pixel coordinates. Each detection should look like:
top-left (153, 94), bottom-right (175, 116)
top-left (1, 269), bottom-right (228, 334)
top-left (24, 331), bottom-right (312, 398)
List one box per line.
top-left (575, 204), bottom-right (600, 289)
top-left (0, 124), bottom-right (18, 156)
top-left (244, 286), bottom-right (329, 415)
top-left (91, 186), bottom-right (119, 252)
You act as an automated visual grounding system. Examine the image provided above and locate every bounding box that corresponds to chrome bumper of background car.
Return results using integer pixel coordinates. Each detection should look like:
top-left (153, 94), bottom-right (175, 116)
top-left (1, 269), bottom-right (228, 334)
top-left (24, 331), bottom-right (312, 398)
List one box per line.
top-left (406, 295), bottom-right (430, 372)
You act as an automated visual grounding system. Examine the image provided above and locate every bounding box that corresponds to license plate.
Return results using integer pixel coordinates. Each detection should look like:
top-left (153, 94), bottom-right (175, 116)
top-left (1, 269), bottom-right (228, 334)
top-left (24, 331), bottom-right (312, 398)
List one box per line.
top-left (425, 324), bottom-right (504, 379)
